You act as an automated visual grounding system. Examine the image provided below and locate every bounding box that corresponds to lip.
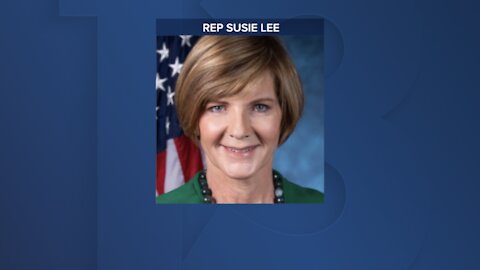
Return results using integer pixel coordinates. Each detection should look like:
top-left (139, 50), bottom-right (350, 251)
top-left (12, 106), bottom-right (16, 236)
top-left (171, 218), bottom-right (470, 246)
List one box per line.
top-left (221, 145), bottom-right (258, 157)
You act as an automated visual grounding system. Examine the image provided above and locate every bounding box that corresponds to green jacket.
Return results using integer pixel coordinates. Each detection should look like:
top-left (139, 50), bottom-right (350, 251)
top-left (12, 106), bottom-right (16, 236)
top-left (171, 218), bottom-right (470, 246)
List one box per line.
top-left (156, 171), bottom-right (324, 204)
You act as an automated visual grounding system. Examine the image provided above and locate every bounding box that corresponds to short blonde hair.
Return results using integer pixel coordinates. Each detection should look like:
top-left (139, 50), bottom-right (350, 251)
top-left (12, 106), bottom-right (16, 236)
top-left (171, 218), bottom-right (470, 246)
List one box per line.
top-left (175, 36), bottom-right (303, 145)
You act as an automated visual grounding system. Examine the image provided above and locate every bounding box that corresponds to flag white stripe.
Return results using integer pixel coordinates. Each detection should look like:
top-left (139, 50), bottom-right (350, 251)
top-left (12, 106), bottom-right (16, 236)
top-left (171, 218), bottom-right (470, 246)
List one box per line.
top-left (164, 138), bottom-right (184, 192)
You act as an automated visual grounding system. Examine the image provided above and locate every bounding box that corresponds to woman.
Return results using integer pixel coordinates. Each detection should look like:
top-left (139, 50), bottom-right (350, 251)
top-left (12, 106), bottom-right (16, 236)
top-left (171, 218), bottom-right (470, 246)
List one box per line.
top-left (157, 36), bottom-right (324, 204)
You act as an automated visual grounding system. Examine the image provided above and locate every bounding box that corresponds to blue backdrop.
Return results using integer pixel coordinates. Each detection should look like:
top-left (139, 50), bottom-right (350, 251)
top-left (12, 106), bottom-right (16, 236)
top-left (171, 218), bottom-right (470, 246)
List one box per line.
top-left (1, 0), bottom-right (479, 269)
top-left (276, 35), bottom-right (325, 192)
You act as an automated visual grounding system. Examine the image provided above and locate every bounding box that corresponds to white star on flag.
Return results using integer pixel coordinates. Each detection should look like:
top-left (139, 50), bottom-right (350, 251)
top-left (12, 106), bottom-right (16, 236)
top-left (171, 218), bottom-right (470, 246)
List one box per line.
top-left (156, 73), bottom-right (167, 91)
top-left (180, 35), bottom-right (193, 47)
top-left (156, 42), bottom-right (169, 62)
top-left (169, 57), bottom-right (183, 77)
top-left (166, 86), bottom-right (175, 106)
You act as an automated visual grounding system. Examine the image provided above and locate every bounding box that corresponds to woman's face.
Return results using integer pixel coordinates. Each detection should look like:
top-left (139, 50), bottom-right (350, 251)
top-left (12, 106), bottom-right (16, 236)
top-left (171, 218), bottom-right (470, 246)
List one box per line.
top-left (198, 71), bottom-right (282, 180)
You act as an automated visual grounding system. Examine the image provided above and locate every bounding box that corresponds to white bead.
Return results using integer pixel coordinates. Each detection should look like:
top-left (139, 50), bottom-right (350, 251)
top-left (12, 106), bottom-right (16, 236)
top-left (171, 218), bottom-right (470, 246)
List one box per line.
top-left (275, 188), bottom-right (283, 197)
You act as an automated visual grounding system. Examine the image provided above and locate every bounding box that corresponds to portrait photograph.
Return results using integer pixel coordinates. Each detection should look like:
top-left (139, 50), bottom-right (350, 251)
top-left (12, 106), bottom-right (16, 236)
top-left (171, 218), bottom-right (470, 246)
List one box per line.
top-left (155, 29), bottom-right (324, 204)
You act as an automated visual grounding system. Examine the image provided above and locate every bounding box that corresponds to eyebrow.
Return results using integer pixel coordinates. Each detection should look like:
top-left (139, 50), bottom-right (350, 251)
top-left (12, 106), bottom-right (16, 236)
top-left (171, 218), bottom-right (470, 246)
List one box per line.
top-left (207, 97), bottom-right (277, 104)
top-left (248, 97), bottom-right (276, 103)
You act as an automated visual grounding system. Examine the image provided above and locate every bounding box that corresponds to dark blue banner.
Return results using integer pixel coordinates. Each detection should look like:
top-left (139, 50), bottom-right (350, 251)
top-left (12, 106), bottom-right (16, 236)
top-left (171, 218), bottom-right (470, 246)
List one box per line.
top-left (156, 19), bottom-right (324, 35)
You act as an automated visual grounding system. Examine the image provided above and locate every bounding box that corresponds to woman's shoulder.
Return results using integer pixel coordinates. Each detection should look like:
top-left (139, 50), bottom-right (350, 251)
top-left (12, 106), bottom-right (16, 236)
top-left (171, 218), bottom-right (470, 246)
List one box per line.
top-left (156, 173), bottom-right (203, 204)
top-left (279, 172), bottom-right (324, 204)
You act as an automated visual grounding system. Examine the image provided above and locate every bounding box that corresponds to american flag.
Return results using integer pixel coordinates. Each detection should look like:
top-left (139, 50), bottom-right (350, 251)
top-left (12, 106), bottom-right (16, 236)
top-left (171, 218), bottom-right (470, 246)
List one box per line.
top-left (156, 35), bottom-right (203, 197)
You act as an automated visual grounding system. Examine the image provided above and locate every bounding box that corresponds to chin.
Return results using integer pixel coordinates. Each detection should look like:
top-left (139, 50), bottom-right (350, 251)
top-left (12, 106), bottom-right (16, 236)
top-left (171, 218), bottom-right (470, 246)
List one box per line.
top-left (222, 163), bottom-right (258, 180)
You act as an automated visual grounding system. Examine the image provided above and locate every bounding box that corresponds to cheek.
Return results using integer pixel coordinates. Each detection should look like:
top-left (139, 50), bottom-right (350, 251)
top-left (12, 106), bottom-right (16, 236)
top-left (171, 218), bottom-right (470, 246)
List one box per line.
top-left (198, 115), bottom-right (226, 143)
top-left (253, 113), bottom-right (282, 143)
top-left (261, 123), bottom-right (281, 142)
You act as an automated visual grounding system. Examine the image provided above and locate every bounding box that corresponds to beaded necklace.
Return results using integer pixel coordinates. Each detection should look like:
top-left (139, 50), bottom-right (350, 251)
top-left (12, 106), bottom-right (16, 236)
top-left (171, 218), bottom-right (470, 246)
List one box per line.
top-left (198, 171), bottom-right (285, 204)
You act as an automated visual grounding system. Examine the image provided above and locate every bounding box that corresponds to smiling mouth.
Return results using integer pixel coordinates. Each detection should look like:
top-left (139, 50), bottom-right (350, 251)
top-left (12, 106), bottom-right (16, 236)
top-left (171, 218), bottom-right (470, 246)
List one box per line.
top-left (222, 145), bottom-right (258, 153)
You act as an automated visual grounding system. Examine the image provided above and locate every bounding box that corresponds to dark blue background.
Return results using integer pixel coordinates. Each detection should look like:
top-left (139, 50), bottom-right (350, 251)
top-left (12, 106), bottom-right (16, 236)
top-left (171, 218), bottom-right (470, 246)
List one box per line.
top-left (1, 0), bottom-right (479, 269)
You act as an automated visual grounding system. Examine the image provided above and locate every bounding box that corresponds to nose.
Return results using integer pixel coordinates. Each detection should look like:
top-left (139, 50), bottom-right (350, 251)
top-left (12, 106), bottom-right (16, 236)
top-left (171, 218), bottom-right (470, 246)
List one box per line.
top-left (228, 109), bottom-right (251, 140)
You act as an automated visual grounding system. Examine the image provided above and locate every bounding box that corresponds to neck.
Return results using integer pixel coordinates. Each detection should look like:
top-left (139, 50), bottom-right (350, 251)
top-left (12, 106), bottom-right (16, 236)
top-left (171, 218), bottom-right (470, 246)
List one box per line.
top-left (206, 167), bottom-right (274, 204)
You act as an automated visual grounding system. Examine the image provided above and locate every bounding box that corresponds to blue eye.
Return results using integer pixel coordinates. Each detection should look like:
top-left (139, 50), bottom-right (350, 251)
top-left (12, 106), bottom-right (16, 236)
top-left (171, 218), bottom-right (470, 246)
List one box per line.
top-left (208, 105), bottom-right (225, 112)
top-left (254, 104), bottom-right (269, 112)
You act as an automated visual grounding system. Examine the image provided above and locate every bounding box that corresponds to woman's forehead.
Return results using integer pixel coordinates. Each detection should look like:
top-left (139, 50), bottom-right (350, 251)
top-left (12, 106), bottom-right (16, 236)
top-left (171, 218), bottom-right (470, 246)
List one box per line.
top-left (212, 71), bottom-right (276, 101)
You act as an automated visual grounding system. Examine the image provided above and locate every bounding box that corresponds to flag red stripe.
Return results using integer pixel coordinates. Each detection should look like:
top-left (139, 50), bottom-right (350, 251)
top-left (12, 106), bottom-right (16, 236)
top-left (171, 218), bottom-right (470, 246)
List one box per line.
top-left (156, 150), bottom-right (166, 195)
top-left (174, 135), bottom-right (203, 183)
